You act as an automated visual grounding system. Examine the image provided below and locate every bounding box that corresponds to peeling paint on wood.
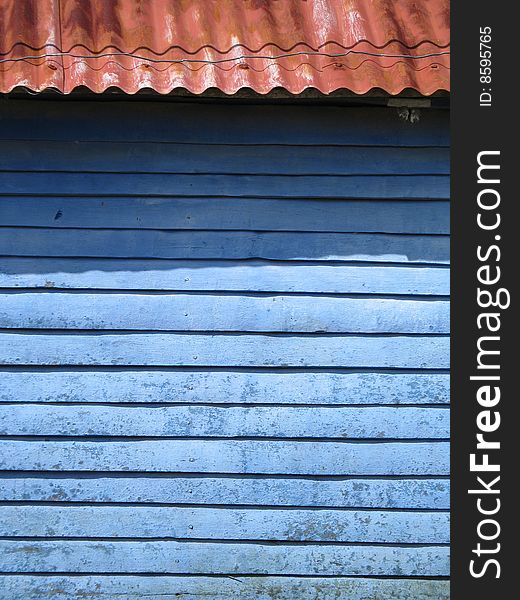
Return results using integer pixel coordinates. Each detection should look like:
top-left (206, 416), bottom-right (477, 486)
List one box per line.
top-left (0, 476), bottom-right (450, 509)
top-left (0, 100), bottom-right (449, 587)
top-left (0, 293), bottom-right (450, 334)
top-left (0, 405), bottom-right (449, 439)
top-left (0, 541), bottom-right (450, 575)
top-left (0, 575), bottom-right (451, 600)
top-left (0, 333), bottom-right (450, 368)
top-left (0, 440), bottom-right (450, 475)
top-left (0, 259), bottom-right (450, 295)
top-left (0, 506), bottom-right (450, 543)
top-left (0, 371), bottom-right (450, 405)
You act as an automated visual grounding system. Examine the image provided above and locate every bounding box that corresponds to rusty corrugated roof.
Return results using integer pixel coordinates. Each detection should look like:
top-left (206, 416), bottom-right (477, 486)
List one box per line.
top-left (0, 0), bottom-right (450, 96)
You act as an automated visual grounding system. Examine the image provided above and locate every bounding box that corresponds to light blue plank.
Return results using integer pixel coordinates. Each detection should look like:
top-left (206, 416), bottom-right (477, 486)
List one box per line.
top-left (0, 101), bottom-right (450, 146)
top-left (0, 405), bottom-right (449, 439)
top-left (0, 333), bottom-right (450, 368)
top-left (0, 141), bottom-right (450, 174)
top-left (0, 540), bottom-right (450, 575)
top-left (0, 198), bottom-right (450, 233)
top-left (0, 259), bottom-right (451, 295)
top-left (0, 229), bottom-right (450, 263)
top-left (0, 576), bottom-right (451, 600)
top-left (0, 293), bottom-right (450, 334)
top-left (0, 371), bottom-right (450, 405)
top-left (0, 477), bottom-right (450, 509)
top-left (0, 506), bottom-right (449, 543)
top-left (0, 440), bottom-right (450, 474)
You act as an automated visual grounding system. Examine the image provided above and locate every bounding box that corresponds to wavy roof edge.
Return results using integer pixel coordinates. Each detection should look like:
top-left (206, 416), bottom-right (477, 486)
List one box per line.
top-left (0, 0), bottom-right (450, 96)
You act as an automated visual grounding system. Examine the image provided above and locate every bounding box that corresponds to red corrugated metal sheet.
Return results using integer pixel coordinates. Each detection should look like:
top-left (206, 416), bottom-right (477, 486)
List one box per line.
top-left (0, 0), bottom-right (450, 95)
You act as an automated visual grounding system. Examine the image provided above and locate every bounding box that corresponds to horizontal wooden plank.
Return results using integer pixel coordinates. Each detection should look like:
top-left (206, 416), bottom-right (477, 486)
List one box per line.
top-left (0, 198), bottom-right (450, 233)
top-left (0, 229), bottom-right (450, 263)
top-left (0, 506), bottom-right (449, 543)
top-left (0, 173), bottom-right (450, 199)
top-left (0, 334), bottom-right (450, 368)
top-left (0, 101), bottom-right (450, 146)
top-left (0, 405), bottom-right (449, 439)
top-left (0, 477), bottom-right (450, 509)
top-left (0, 259), bottom-right (451, 295)
top-left (0, 440), bottom-right (449, 474)
top-left (0, 141), bottom-right (450, 175)
top-left (0, 576), bottom-right (452, 600)
top-left (0, 293), bottom-right (450, 334)
top-left (0, 540), bottom-right (450, 575)
top-left (0, 371), bottom-right (450, 405)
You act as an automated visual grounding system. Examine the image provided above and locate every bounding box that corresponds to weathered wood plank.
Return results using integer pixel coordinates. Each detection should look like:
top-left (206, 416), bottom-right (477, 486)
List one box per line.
top-left (0, 405), bottom-right (449, 439)
top-left (0, 293), bottom-right (450, 334)
top-left (0, 540), bottom-right (450, 575)
top-left (0, 198), bottom-right (450, 233)
top-left (0, 229), bottom-right (450, 263)
top-left (0, 334), bottom-right (450, 368)
top-left (0, 259), bottom-right (451, 295)
top-left (0, 173), bottom-right (449, 199)
top-left (0, 100), bottom-right (451, 585)
top-left (0, 440), bottom-right (449, 474)
top-left (0, 141), bottom-right (450, 174)
top-left (0, 506), bottom-right (449, 543)
top-left (0, 477), bottom-right (450, 509)
top-left (0, 576), bottom-right (452, 600)
top-left (0, 371), bottom-right (450, 405)
top-left (0, 101), bottom-right (451, 146)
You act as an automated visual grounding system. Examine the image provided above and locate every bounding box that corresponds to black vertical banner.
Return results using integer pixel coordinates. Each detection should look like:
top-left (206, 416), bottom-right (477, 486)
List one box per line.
top-left (451, 3), bottom-right (515, 598)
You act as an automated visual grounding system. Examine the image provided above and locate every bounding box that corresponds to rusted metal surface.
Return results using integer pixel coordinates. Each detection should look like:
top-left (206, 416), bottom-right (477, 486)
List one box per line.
top-left (1, 0), bottom-right (450, 95)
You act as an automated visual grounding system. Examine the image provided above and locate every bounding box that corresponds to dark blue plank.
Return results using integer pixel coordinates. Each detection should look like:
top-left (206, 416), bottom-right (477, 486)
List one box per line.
top-left (0, 198), bottom-right (450, 233)
top-left (0, 141), bottom-right (450, 175)
top-left (0, 229), bottom-right (450, 263)
top-left (0, 101), bottom-right (450, 146)
top-left (0, 173), bottom-right (450, 199)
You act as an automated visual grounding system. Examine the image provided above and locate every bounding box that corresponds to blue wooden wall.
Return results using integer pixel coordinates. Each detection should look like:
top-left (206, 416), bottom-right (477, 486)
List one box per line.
top-left (0, 99), bottom-right (449, 599)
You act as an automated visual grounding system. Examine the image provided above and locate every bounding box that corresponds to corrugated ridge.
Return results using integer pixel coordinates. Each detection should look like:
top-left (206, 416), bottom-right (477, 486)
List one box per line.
top-left (1, 39), bottom-right (451, 55)
top-left (0, 0), bottom-right (450, 95)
